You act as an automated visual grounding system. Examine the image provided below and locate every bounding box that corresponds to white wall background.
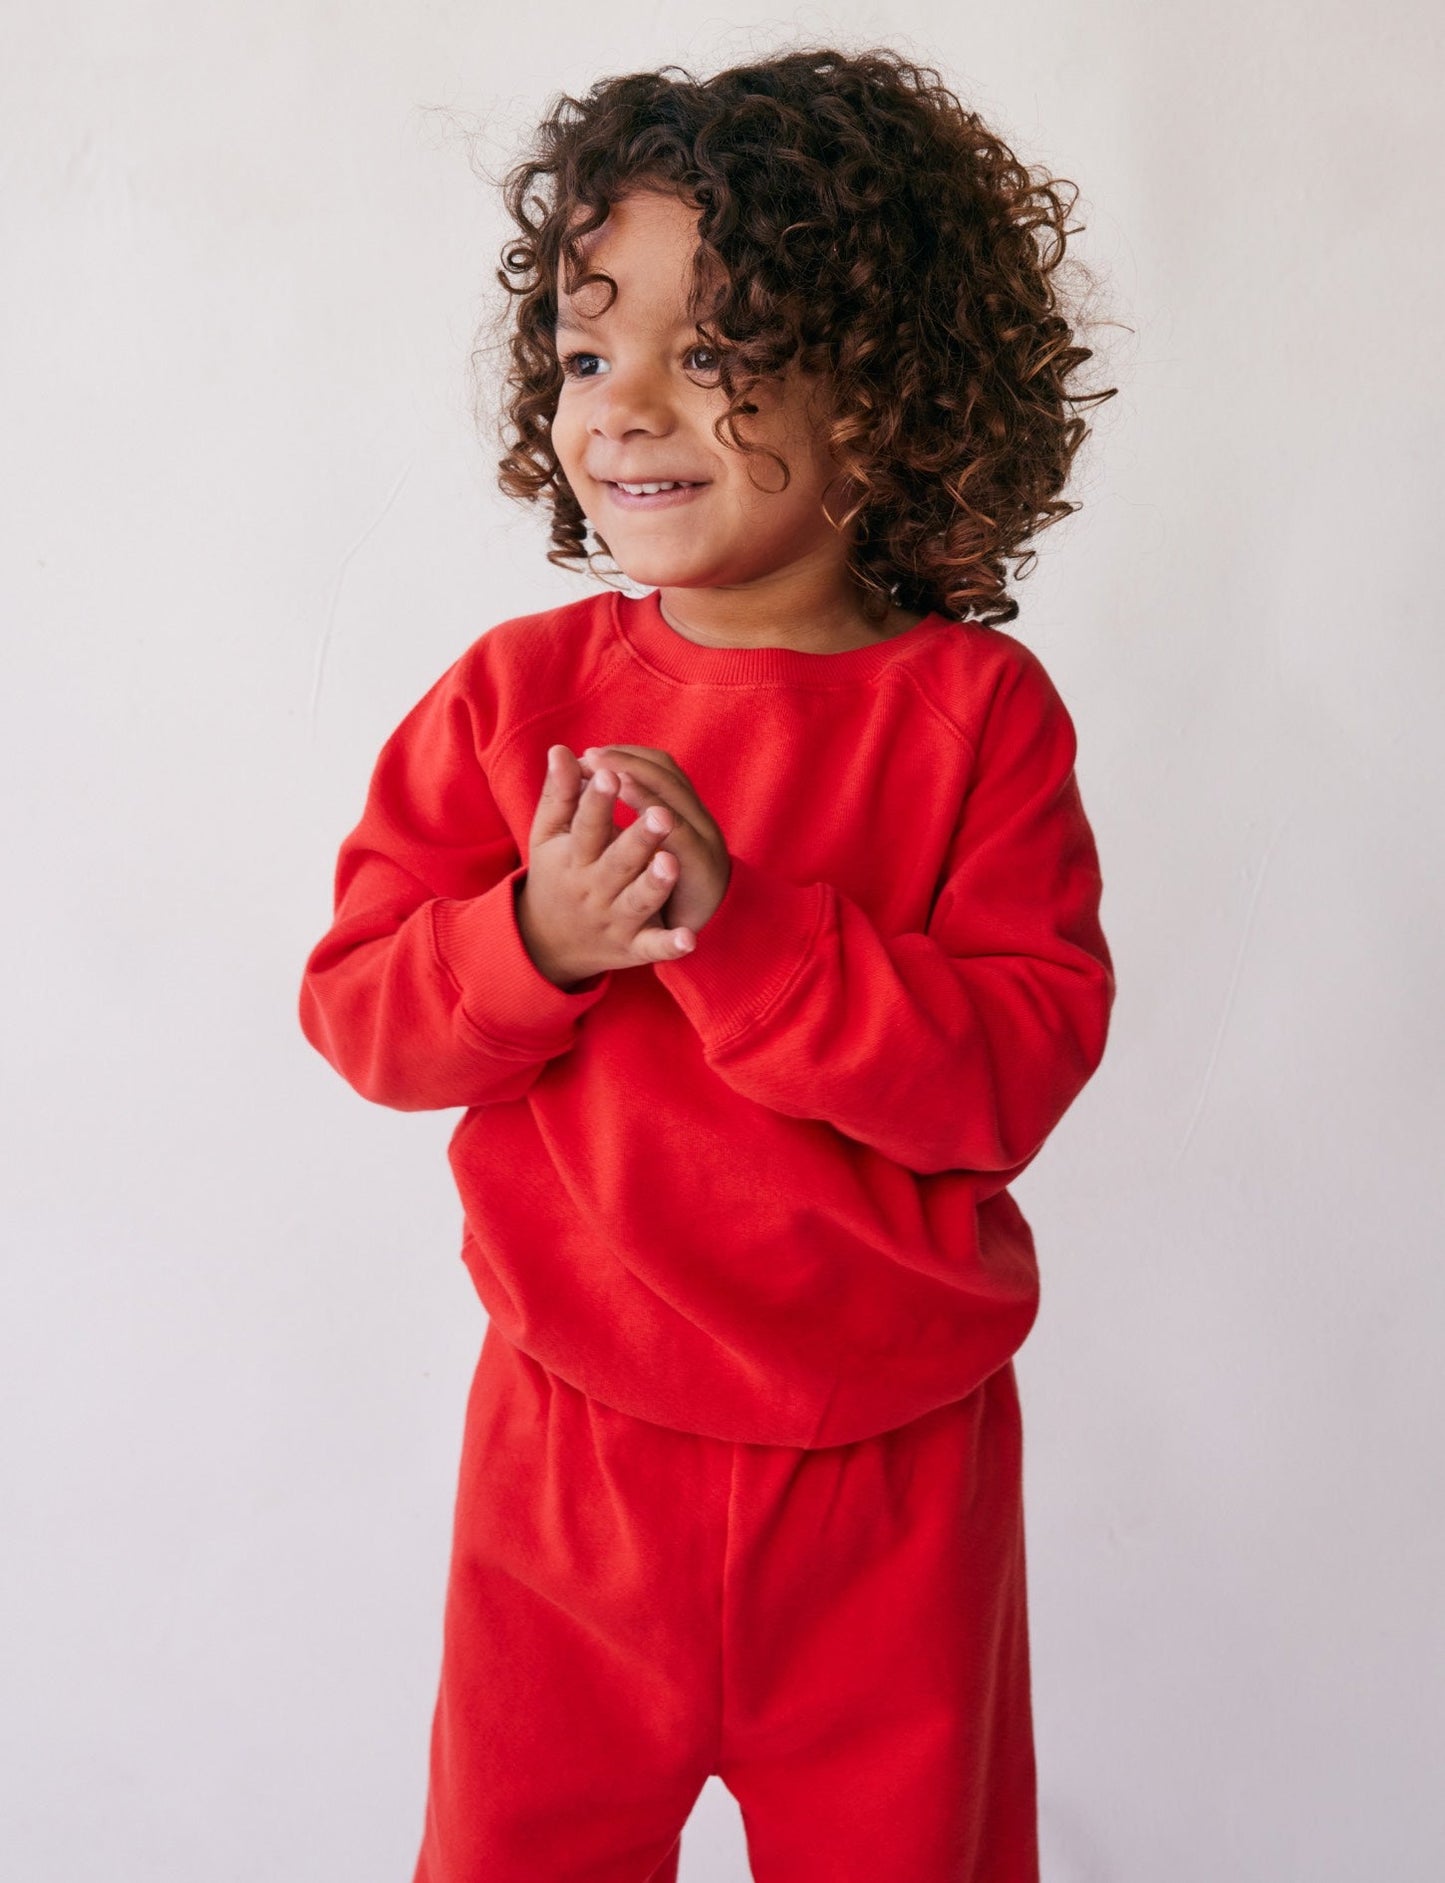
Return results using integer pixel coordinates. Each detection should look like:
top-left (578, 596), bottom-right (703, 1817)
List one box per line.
top-left (5, 3), bottom-right (1442, 1878)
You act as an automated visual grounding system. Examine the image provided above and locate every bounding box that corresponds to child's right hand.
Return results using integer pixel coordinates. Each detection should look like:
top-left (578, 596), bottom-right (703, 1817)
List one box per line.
top-left (515, 745), bottom-right (697, 987)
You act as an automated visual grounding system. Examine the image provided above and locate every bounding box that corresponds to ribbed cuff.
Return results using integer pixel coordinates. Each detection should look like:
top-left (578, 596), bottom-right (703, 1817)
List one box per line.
top-left (653, 852), bottom-right (826, 1047)
top-left (430, 865), bottom-right (612, 1049)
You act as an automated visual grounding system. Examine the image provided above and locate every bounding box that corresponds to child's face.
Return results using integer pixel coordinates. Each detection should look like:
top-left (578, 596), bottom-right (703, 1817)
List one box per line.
top-left (549, 189), bottom-right (848, 594)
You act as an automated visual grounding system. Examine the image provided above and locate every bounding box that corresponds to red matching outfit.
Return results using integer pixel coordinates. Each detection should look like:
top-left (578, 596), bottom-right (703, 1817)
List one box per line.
top-left (298, 586), bottom-right (1114, 1879)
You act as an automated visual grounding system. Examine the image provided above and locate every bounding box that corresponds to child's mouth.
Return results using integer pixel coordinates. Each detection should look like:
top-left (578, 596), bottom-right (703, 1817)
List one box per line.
top-left (603, 480), bottom-right (709, 511)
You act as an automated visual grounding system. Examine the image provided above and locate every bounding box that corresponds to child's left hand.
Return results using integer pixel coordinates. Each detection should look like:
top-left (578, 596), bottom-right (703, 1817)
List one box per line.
top-left (576, 744), bottom-right (731, 936)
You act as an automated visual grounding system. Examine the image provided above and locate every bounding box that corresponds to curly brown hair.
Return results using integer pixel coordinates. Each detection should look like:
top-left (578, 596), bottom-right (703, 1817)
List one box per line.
top-left (474, 45), bottom-right (1119, 628)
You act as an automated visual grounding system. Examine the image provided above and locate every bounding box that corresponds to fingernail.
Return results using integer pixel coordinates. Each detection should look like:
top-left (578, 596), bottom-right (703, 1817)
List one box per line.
top-left (644, 807), bottom-right (668, 833)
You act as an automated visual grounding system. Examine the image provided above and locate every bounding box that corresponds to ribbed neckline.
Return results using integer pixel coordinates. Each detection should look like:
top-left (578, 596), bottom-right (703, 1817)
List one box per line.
top-left (613, 586), bottom-right (953, 687)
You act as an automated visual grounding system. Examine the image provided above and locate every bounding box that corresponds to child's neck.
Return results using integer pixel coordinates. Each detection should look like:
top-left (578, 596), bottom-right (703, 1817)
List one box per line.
top-left (656, 563), bottom-right (925, 655)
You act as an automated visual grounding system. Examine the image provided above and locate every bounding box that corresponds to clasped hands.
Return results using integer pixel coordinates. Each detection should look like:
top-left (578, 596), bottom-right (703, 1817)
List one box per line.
top-left (515, 742), bottom-right (731, 989)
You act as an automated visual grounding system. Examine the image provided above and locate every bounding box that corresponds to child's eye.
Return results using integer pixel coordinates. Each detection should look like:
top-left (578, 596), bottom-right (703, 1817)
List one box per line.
top-left (556, 344), bottom-right (718, 381)
top-left (558, 350), bottom-right (607, 380)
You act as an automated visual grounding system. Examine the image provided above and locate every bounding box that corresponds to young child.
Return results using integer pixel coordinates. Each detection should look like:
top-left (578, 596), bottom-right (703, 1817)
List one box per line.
top-left (299, 45), bottom-right (1116, 1883)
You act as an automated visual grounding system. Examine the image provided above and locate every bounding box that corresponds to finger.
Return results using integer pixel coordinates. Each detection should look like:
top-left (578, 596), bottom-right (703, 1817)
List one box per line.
top-left (580, 744), bottom-right (692, 795)
top-left (566, 760), bottom-right (627, 866)
top-left (607, 756), bottom-right (722, 854)
top-left (582, 743), bottom-right (682, 774)
top-left (626, 895), bottom-right (697, 963)
top-left (529, 744), bottom-right (587, 845)
top-left (612, 841), bottom-right (681, 929)
top-left (590, 796), bottom-right (679, 901)
top-left (580, 748), bottom-right (707, 831)
top-left (631, 923), bottom-right (697, 963)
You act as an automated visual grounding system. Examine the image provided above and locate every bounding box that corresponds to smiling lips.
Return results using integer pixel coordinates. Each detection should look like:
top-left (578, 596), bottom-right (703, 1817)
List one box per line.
top-left (612, 478), bottom-right (701, 493)
top-left (599, 477), bottom-right (709, 510)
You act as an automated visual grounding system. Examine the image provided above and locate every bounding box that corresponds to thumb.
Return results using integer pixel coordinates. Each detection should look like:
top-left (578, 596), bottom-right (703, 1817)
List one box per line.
top-left (529, 744), bottom-right (585, 844)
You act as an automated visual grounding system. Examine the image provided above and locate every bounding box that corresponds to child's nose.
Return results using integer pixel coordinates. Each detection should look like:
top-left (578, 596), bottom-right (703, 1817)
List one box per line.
top-left (588, 372), bottom-right (672, 438)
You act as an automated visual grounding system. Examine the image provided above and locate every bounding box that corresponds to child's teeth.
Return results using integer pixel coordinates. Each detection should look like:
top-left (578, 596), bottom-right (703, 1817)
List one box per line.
top-left (619, 481), bottom-right (685, 494)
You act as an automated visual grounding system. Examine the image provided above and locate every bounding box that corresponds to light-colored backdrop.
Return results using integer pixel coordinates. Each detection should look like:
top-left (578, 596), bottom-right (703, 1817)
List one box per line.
top-left (5, 4), bottom-right (1442, 1879)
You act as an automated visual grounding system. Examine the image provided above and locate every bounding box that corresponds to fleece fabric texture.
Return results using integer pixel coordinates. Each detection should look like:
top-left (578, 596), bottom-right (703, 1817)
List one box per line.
top-left (298, 586), bottom-right (1115, 1447)
top-left (409, 1319), bottom-right (1037, 1883)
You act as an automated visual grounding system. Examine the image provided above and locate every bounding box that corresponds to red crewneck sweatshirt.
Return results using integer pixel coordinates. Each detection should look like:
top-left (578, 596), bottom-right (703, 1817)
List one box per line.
top-left (299, 587), bottom-right (1115, 1446)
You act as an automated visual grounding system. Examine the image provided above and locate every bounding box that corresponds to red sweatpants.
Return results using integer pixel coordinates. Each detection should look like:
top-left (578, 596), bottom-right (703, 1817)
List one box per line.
top-left (411, 1322), bottom-right (1038, 1882)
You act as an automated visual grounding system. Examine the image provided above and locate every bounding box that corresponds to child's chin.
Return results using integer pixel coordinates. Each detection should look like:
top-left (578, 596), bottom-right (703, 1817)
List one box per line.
top-left (609, 552), bottom-right (719, 589)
